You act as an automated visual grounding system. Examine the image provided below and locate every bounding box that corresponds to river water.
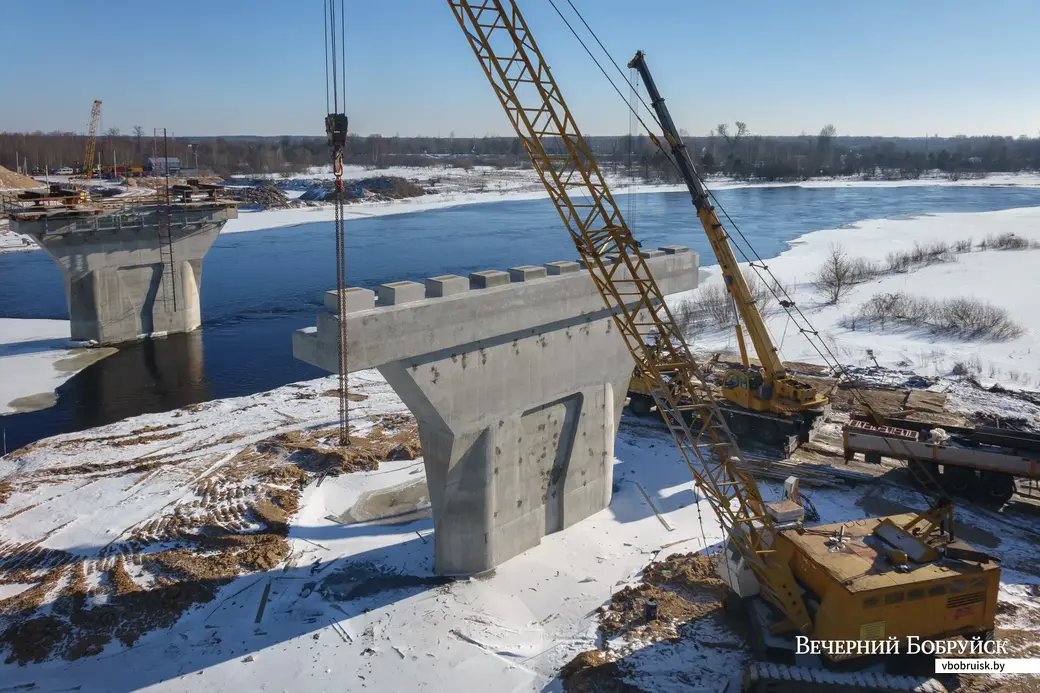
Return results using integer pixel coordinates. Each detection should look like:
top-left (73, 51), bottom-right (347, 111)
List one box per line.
top-left (3, 184), bottom-right (1040, 449)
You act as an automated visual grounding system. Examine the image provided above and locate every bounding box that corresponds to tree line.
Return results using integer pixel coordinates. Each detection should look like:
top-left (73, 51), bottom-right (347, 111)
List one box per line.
top-left (1, 126), bottom-right (1038, 181)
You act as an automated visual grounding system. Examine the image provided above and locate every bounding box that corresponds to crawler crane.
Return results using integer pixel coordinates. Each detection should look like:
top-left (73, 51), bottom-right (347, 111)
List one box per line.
top-left (624, 52), bottom-right (829, 452)
top-left (448, 1), bottom-right (1000, 685)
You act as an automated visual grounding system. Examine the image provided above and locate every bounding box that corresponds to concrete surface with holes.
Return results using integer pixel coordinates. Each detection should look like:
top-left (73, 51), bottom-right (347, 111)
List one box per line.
top-left (294, 248), bottom-right (699, 574)
top-left (10, 204), bottom-right (237, 346)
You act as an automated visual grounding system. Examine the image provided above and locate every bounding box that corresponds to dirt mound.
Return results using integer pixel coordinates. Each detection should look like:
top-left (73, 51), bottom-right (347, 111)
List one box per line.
top-left (128, 176), bottom-right (223, 189)
top-left (257, 421), bottom-right (421, 475)
top-left (340, 176), bottom-right (426, 202)
top-left (0, 165), bottom-right (45, 191)
top-left (558, 651), bottom-right (635, 693)
top-left (642, 552), bottom-right (725, 593)
top-left (596, 553), bottom-right (730, 637)
top-left (231, 185), bottom-right (293, 209)
top-left (562, 552), bottom-right (742, 692)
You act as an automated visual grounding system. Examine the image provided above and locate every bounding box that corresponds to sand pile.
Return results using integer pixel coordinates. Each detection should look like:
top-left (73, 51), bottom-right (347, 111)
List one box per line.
top-left (0, 165), bottom-right (46, 191)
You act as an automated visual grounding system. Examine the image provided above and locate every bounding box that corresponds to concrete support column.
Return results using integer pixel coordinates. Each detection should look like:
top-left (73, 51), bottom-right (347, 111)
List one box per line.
top-left (294, 249), bottom-right (698, 574)
top-left (376, 314), bottom-right (628, 574)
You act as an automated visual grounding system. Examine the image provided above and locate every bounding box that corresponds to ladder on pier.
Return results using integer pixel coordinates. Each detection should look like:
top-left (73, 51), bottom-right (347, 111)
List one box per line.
top-left (155, 128), bottom-right (178, 314)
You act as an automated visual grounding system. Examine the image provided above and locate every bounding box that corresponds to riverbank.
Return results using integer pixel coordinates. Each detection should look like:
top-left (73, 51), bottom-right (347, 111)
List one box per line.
top-left (218, 168), bottom-right (1040, 236)
top-left (4, 168), bottom-right (1039, 252)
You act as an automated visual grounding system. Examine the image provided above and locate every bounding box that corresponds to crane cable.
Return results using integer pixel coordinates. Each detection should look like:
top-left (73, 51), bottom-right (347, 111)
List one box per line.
top-left (325, 0), bottom-right (350, 446)
top-left (550, 0), bottom-right (949, 510)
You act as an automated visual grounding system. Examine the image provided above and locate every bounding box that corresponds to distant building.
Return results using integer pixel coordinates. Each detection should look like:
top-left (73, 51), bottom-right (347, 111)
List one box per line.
top-left (146, 157), bottom-right (181, 175)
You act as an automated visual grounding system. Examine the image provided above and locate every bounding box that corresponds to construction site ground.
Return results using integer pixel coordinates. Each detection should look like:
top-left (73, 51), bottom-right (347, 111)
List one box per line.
top-left (0, 366), bottom-right (1038, 692)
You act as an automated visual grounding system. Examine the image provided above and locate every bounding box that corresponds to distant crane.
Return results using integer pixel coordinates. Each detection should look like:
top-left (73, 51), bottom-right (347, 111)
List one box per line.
top-left (82, 100), bottom-right (102, 182)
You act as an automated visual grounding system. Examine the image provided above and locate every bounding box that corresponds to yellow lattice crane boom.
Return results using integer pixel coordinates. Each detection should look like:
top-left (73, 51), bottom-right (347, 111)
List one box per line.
top-left (447, 0), bottom-right (813, 635)
top-left (447, 2), bottom-right (1001, 665)
top-left (82, 99), bottom-right (102, 182)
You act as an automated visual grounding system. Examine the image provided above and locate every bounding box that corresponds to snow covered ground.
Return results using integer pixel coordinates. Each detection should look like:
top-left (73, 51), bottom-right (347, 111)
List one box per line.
top-left (0, 318), bottom-right (116, 415)
top-left (220, 166), bottom-right (683, 236)
top-left (670, 206), bottom-right (1040, 392)
top-left (1, 369), bottom-right (1038, 691)
top-left (0, 373), bottom-right (745, 690)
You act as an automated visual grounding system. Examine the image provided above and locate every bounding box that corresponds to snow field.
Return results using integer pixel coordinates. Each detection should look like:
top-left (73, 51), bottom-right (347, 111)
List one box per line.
top-left (668, 206), bottom-right (1040, 393)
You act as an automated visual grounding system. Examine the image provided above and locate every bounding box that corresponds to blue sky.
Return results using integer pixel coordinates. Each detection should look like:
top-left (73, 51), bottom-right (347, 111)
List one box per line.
top-left (2, 0), bottom-right (1037, 137)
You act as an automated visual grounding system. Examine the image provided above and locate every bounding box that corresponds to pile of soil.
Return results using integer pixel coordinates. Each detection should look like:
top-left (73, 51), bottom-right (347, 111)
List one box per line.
top-left (597, 553), bottom-right (727, 638)
top-left (341, 176), bottom-right (426, 202)
top-left (127, 176), bottom-right (223, 189)
top-left (562, 552), bottom-right (741, 692)
top-left (0, 165), bottom-right (46, 191)
top-left (232, 185), bottom-right (293, 209)
top-left (257, 420), bottom-right (421, 475)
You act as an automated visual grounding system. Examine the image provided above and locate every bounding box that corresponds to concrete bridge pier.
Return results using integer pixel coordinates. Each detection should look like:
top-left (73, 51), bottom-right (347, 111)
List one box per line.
top-left (10, 203), bottom-right (237, 346)
top-left (376, 313), bottom-right (629, 575)
top-left (294, 249), bottom-right (698, 575)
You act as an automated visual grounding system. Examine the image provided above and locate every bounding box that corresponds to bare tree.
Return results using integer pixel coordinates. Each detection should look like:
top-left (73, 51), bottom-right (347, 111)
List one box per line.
top-left (133, 125), bottom-right (144, 160)
top-left (815, 244), bottom-right (855, 304)
top-left (716, 123), bottom-right (731, 145)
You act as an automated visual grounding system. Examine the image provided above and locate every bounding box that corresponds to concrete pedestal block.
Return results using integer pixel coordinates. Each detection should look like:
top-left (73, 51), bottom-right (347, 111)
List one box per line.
top-left (294, 249), bottom-right (699, 575)
top-left (325, 287), bottom-right (375, 313)
top-left (378, 281), bottom-right (425, 306)
top-left (10, 203), bottom-right (237, 346)
top-left (425, 275), bottom-right (469, 298)
top-left (545, 261), bottom-right (580, 275)
top-left (508, 265), bottom-right (547, 282)
top-left (469, 270), bottom-right (510, 288)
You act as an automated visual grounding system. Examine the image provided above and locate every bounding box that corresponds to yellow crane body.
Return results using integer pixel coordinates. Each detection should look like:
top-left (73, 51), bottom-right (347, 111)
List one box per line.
top-left (778, 514), bottom-right (999, 645)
